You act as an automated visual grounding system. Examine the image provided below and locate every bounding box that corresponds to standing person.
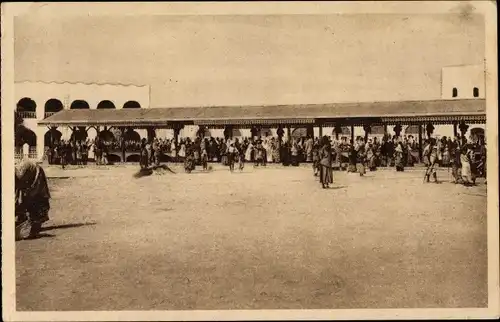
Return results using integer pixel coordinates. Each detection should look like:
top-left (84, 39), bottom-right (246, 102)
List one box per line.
top-left (178, 140), bottom-right (186, 162)
top-left (406, 137), bottom-right (415, 167)
top-left (76, 142), bottom-right (83, 167)
top-left (60, 142), bottom-right (67, 169)
top-left (95, 141), bottom-right (102, 166)
top-left (201, 144), bottom-right (209, 171)
top-left (170, 140), bottom-right (177, 162)
top-left (312, 142), bottom-right (320, 176)
top-left (82, 140), bottom-right (89, 165)
top-left (272, 139), bottom-right (280, 163)
top-left (238, 144), bottom-right (245, 171)
top-left (245, 141), bottom-right (254, 164)
top-left (460, 144), bottom-right (475, 186)
top-left (441, 137), bottom-right (450, 167)
top-left (347, 141), bottom-right (357, 173)
top-left (220, 140), bottom-right (228, 166)
top-left (305, 136), bottom-right (314, 162)
top-left (193, 139), bottom-right (201, 166)
top-left (450, 137), bottom-right (461, 184)
top-left (140, 138), bottom-right (149, 169)
top-left (102, 143), bottom-right (109, 165)
top-left (153, 139), bottom-right (161, 166)
top-left (394, 141), bottom-right (405, 172)
top-left (319, 136), bottom-right (333, 189)
top-left (227, 142), bottom-right (237, 172)
top-left (290, 140), bottom-right (299, 166)
top-left (355, 138), bottom-right (367, 176)
top-left (366, 139), bottom-right (377, 171)
top-left (423, 138), bottom-right (439, 183)
top-left (254, 140), bottom-right (264, 167)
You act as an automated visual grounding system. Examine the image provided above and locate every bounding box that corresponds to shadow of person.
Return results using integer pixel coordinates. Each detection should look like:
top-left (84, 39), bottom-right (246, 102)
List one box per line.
top-left (25, 233), bottom-right (56, 240)
top-left (40, 222), bottom-right (97, 232)
top-left (327, 185), bottom-right (348, 190)
top-left (152, 164), bottom-right (176, 174)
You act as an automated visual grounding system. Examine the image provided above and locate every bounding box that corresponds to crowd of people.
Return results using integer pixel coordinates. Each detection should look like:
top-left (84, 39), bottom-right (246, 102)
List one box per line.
top-left (43, 132), bottom-right (486, 187)
top-left (15, 132), bottom-right (487, 241)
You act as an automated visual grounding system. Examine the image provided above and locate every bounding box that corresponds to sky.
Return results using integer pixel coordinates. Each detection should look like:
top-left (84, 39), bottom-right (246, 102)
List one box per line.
top-left (14, 13), bottom-right (485, 107)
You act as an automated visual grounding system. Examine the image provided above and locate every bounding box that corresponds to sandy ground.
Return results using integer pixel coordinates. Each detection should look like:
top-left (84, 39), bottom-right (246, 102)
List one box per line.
top-left (16, 164), bottom-right (488, 311)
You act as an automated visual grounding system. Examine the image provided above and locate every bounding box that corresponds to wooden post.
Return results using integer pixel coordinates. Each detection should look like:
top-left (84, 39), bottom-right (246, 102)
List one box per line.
top-left (71, 126), bottom-right (77, 164)
top-left (418, 124), bottom-right (423, 160)
top-left (318, 125), bottom-right (323, 138)
top-left (174, 128), bottom-right (180, 145)
top-left (453, 122), bottom-right (458, 138)
top-left (286, 126), bottom-right (291, 141)
top-left (363, 124), bottom-right (370, 142)
top-left (120, 128), bottom-right (126, 163)
top-left (307, 124), bottom-right (314, 138)
top-left (350, 124), bottom-right (355, 143)
top-left (147, 127), bottom-right (156, 142)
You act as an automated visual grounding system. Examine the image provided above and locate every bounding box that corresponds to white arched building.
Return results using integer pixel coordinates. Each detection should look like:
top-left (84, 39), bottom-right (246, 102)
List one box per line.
top-left (434, 64), bottom-right (486, 139)
top-left (15, 81), bottom-right (150, 160)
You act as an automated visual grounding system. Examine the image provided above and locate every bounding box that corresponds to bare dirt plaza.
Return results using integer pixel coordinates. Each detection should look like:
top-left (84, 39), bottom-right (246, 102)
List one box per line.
top-left (16, 164), bottom-right (487, 311)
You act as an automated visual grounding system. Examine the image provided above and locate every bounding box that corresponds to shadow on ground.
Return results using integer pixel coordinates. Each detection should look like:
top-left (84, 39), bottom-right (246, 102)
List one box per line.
top-left (41, 222), bottom-right (97, 232)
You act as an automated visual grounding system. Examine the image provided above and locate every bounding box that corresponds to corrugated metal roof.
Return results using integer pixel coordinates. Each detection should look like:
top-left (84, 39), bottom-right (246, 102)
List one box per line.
top-left (38, 99), bottom-right (486, 127)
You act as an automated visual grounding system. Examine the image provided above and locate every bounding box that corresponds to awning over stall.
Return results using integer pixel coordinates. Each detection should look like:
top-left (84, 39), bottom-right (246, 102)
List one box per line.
top-left (39, 98), bottom-right (486, 127)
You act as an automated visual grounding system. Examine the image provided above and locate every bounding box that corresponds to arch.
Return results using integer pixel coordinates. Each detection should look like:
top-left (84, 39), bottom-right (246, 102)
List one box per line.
top-left (70, 100), bottom-right (90, 110)
top-left (123, 101), bottom-right (141, 109)
top-left (97, 100), bottom-right (116, 109)
top-left (16, 128), bottom-right (37, 147)
top-left (107, 154), bottom-right (121, 163)
top-left (405, 125), bottom-right (419, 135)
top-left (473, 87), bottom-right (479, 98)
top-left (124, 129), bottom-right (141, 142)
top-left (292, 127), bottom-right (307, 138)
top-left (16, 97), bottom-right (37, 112)
top-left (232, 129), bottom-right (242, 137)
top-left (98, 129), bottom-right (115, 142)
top-left (470, 127), bottom-right (484, 143)
top-left (126, 154), bottom-right (141, 162)
top-left (70, 128), bottom-right (88, 142)
top-left (370, 125), bottom-right (385, 135)
top-left (202, 128), bottom-right (212, 138)
top-left (44, 129), bottom-right (63, 147)
top-left (44, 99), bottom-right (64, 113)
top-left (332, 127), bottom-right (351, 136)
top-left (259, 128), bottom-right (272, 137)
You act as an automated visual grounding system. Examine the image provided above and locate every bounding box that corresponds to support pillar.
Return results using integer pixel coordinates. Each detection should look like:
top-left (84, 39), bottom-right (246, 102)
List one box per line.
top-left (459, 121), bottom-right (469, 144)
top-left (146, 127), bottom-right (156, 142)
top-left (334, 124), bottom-right (342, 140)
top-left (426, 123), bottom-right (434, 139)
top-left (350, 124), bottom-right (355, 143)
top-left (393, 124), bottom-right (402, 139)
top-left (286, 126), bottom-right (291, 141)
top-left (120, 128), bottom-right (126, 163)
top-left (418, 124), bottom-right (423, 160)
top-left (318, 124), bottom-right (323, 138)
top-left (224, 125), bottom-right (233, 140)
top-left (35, 126), bottom-right (45, 161)
top-left (363, 124), bottom-right (371, 142)
top-left (453, 122), bottom-right (458, 138)
top-left (306, 124), bottom-right (314, 138)
top-left (71, 126), bottom-right (77, 163)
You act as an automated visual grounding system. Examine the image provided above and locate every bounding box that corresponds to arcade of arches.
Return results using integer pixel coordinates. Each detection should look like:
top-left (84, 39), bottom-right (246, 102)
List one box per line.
top-left (15, 98), bottom-right (143, 115)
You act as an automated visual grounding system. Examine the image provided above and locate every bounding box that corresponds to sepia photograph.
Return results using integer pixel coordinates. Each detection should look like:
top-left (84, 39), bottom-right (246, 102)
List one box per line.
top-left (1, 1), bottom-right (499, 321)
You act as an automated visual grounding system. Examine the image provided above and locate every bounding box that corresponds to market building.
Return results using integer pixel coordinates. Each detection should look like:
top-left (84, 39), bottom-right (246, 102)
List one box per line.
top-left (16, 64), bottom-right (487, 162)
